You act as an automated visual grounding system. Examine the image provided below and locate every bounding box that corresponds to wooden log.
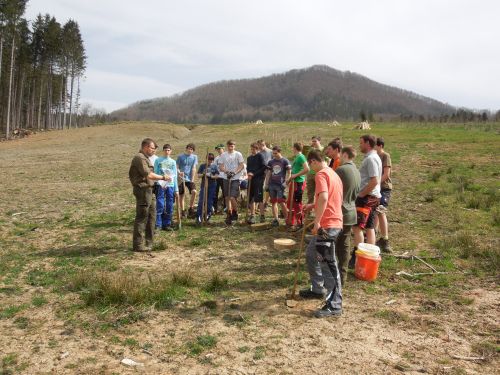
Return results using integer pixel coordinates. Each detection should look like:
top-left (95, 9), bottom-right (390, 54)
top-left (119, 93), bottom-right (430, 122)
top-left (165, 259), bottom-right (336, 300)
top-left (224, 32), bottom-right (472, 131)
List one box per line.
top-left (274, 238), bottom-right (297, 250)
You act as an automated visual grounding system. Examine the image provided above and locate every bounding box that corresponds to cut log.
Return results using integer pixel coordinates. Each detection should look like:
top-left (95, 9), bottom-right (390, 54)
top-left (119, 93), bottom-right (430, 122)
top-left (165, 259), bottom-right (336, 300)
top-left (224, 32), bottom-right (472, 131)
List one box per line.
top-left (274, 238), bottom-right (297, 250)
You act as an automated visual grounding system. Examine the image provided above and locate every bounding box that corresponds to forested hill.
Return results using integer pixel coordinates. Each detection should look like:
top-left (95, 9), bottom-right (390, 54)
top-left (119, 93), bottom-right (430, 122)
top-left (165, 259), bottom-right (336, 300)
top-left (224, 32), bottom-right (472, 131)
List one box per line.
top-left (111, 65), bottom-right (455, 123)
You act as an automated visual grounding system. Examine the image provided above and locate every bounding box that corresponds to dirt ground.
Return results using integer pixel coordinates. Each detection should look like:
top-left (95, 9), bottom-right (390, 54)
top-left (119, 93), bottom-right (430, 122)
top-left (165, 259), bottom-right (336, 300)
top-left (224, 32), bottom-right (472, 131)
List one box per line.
top-left (0, 122), bottom-right (498, 374)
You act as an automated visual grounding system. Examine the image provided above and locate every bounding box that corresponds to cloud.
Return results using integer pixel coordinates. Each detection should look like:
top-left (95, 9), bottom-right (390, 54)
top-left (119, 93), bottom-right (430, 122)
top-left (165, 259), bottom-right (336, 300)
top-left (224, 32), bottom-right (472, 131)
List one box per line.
top-left (81, 69), bottom-right (184, 111)
top-left (26, 0), bottom-right (500, 112)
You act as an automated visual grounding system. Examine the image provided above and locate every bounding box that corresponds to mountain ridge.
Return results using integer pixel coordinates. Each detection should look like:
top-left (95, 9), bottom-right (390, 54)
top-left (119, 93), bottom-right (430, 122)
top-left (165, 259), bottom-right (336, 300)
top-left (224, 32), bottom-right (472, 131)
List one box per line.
top-left (111, 65), bottom-right (455, 123)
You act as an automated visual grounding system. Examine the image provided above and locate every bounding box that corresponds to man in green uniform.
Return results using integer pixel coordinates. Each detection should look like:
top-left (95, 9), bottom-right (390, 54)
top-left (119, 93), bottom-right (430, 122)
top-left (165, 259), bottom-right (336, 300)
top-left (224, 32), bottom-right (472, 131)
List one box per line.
top-left (129, 138), bottom-right (170, 252)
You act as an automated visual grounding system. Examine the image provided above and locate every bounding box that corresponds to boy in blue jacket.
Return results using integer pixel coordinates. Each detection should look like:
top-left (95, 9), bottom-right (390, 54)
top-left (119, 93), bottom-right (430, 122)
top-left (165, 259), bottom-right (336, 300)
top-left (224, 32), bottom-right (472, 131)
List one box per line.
top-left (154, 144), bottom-right (179, 230)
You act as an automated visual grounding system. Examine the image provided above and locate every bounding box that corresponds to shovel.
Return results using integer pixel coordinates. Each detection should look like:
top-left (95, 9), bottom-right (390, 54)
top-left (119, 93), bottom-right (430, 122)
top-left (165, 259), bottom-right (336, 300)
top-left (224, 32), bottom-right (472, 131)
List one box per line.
top-left (286, 218), bottom-right (314, 307)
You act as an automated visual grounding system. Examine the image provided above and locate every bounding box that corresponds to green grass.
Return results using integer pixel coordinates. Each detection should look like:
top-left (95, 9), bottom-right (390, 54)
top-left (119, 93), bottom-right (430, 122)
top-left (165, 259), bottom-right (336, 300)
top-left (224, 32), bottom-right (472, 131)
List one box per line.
top-left (186, 335), bottom-right (217, 356)
top-left (0, 304), bottom-right (28, 319)
top-left (70, 270), bottom-right (188, 309)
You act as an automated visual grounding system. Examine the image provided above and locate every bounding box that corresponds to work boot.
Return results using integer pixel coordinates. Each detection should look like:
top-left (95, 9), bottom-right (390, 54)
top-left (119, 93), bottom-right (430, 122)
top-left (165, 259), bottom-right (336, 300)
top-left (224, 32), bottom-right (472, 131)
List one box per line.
top-left (314, 304), bottom-right (342, 318)
top-left (348, 249), bottom-right (356, 269)
top-left (299, 288), bottom-right (326, 300)
top-left (271, 219), bottom-right (279, 228)
top-left (378, 238), bottom-right (393, 253)
top-left (231, 210), bottom-right (239, 221)
top-left (260, 215), bottom-right (266, 223)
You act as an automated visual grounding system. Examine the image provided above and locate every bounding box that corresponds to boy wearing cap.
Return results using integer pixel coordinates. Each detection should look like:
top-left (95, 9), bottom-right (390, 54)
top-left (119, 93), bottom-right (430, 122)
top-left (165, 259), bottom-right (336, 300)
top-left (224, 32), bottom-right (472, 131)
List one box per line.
top-left (195, 153), bottom-right (219, 225)
top-left (154, 144), bottom-right (179, 230)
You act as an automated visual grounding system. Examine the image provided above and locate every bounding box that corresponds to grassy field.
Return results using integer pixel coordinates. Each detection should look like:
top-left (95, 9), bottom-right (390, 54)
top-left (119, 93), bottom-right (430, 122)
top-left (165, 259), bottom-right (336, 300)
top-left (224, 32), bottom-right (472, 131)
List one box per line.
top-left (0, 121), bottom-right (498, 374)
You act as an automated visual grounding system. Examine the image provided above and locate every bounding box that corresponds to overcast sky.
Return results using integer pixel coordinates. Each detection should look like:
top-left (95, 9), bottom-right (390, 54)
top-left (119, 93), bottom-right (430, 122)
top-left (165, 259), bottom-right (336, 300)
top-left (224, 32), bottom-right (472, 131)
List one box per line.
top-left (26, 0), bottom-right (500, 113)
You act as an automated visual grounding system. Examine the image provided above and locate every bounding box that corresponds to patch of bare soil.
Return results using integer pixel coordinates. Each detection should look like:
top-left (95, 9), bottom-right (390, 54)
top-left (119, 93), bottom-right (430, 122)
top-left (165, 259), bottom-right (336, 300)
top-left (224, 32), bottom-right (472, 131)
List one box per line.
top-left (1, 123), bottom-right (498, 374)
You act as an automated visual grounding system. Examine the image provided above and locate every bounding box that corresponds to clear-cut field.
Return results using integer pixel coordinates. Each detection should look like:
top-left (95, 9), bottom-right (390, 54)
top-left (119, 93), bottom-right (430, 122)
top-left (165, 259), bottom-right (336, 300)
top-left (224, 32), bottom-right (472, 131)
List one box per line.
top-left (0, 122), bottom-right (498, 374)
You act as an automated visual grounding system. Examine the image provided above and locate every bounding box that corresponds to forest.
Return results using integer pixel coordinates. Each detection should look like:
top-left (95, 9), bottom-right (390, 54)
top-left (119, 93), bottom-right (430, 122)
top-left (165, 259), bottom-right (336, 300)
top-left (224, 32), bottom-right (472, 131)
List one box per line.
top-left (0, 0), bottom-right (86, 139)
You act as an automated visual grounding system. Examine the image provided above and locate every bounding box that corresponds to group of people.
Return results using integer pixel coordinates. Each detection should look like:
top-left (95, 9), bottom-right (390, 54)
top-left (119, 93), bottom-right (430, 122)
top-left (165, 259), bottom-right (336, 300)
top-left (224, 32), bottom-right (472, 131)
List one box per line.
top-left (128, 134), bottom-right (393, 318)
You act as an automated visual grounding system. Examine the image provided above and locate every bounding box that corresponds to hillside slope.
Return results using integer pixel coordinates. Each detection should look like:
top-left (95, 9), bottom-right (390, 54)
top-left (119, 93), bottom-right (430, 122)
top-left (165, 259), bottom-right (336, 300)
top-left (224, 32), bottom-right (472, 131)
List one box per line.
top-left (111, 65), bottom-right (455, 123)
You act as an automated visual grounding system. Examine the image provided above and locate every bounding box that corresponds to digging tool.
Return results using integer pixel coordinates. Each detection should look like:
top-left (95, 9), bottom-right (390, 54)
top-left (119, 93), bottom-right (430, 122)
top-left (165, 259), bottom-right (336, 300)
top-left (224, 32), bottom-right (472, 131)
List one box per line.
top-left (176, 193), bottom-right (182, 231)
top-left (286, 218), bottom-right (314, 306)
top-left (245, 176), bottom-right (252, 222)
top-left (286, 180), bottom-right (295, 226)
top-left (225, 174), bottom-right (233, 225)
top-left (202, 148), bottom-right (209, 225)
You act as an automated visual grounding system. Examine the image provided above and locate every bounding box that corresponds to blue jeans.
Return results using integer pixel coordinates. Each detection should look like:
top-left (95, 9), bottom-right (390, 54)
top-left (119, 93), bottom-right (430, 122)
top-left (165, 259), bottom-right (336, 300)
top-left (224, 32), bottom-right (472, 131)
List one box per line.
top-left (305, 227), bottom-right (342, 310)
top-left (156, 186), bottom-right (175, 228)
top-left (196, 183), bottom-right (216, 220)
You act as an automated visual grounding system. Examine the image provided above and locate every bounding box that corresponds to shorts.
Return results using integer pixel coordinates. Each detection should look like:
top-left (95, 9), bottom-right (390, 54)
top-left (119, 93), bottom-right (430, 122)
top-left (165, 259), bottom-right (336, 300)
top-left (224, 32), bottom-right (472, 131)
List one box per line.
top-left (248, 177), bottom-right (264, 203)
top-left (380, 189), bottom-right (392, 207)
top-left (223, 179), bottom-right (240, 198)
top-left (269, 184), bottom-right (286, 203)
top-left (355, 195), bottom-right (380, 230)
top-left (178, 181), bottom-right (196, 195)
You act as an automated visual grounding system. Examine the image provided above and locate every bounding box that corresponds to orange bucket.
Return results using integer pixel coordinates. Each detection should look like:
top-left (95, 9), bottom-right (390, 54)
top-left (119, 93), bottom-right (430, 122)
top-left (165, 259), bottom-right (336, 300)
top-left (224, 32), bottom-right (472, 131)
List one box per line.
top-left (354, 251), bottom-right (381, 282)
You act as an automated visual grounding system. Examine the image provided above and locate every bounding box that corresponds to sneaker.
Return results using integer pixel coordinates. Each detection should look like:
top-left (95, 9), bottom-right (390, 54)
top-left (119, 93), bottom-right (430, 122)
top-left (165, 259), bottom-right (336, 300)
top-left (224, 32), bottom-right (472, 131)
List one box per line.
top-left (271, 219), bottom-right (279, 228)
top-left (195, 217), bottom-right (202, 226)
top-left (247, 215), bottom-right (256, 225)
top-left (299, 288), bottom-right (326, 299)
top-left (314, 304), bottom-right (342, 318)
top-left (260, 215), bottom-right (266, 223)
top-left (378, 238), bottom-right (393, 253)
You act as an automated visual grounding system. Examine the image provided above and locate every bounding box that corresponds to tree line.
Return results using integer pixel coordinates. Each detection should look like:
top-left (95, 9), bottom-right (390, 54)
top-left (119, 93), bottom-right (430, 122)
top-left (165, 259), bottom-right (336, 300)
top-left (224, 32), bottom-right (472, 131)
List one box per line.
top-left (0, 0), bottom-right (86, 139)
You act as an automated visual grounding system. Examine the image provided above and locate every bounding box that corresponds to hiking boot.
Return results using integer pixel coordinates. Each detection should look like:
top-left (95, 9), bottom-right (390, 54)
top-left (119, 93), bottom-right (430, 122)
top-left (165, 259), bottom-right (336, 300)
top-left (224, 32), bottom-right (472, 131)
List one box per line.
top-left (314, 304), bottom-right (342, 318)
top-left (260, 215), bottom-right (266, 223)
top-left (231, 211), bottom-right (239, 221)
top-left (271, 219), bottom-right (279, 228)
top-left (225, 215), bottom-right (232, 226)
top-left (247, 215), bottom-right (256, 225)
top-left (378, 238), bottom-right (393, 253)
top-left (299, 288), bottom-right (326, 300)
top-left (348, 251), bottom-right (356, 269)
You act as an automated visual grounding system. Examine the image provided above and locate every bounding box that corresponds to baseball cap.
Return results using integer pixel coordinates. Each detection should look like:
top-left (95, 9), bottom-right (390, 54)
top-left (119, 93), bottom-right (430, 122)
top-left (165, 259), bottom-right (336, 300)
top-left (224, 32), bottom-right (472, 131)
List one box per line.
top-left (215, 143), bottom-right (224, 149)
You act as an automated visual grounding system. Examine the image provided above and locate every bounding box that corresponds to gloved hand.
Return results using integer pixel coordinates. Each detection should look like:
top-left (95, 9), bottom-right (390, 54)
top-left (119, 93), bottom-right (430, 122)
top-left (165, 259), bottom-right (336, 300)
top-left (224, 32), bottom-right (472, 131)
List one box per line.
top-left (281, 182), bottom-right (288, 189)
top-left (227, 171), bottom-right (235, 179)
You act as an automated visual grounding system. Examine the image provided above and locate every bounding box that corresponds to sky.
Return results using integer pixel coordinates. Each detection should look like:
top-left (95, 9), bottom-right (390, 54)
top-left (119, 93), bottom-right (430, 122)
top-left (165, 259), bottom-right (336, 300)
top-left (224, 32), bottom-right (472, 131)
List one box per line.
top-left (26, 0), bottom-right (500, 113)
